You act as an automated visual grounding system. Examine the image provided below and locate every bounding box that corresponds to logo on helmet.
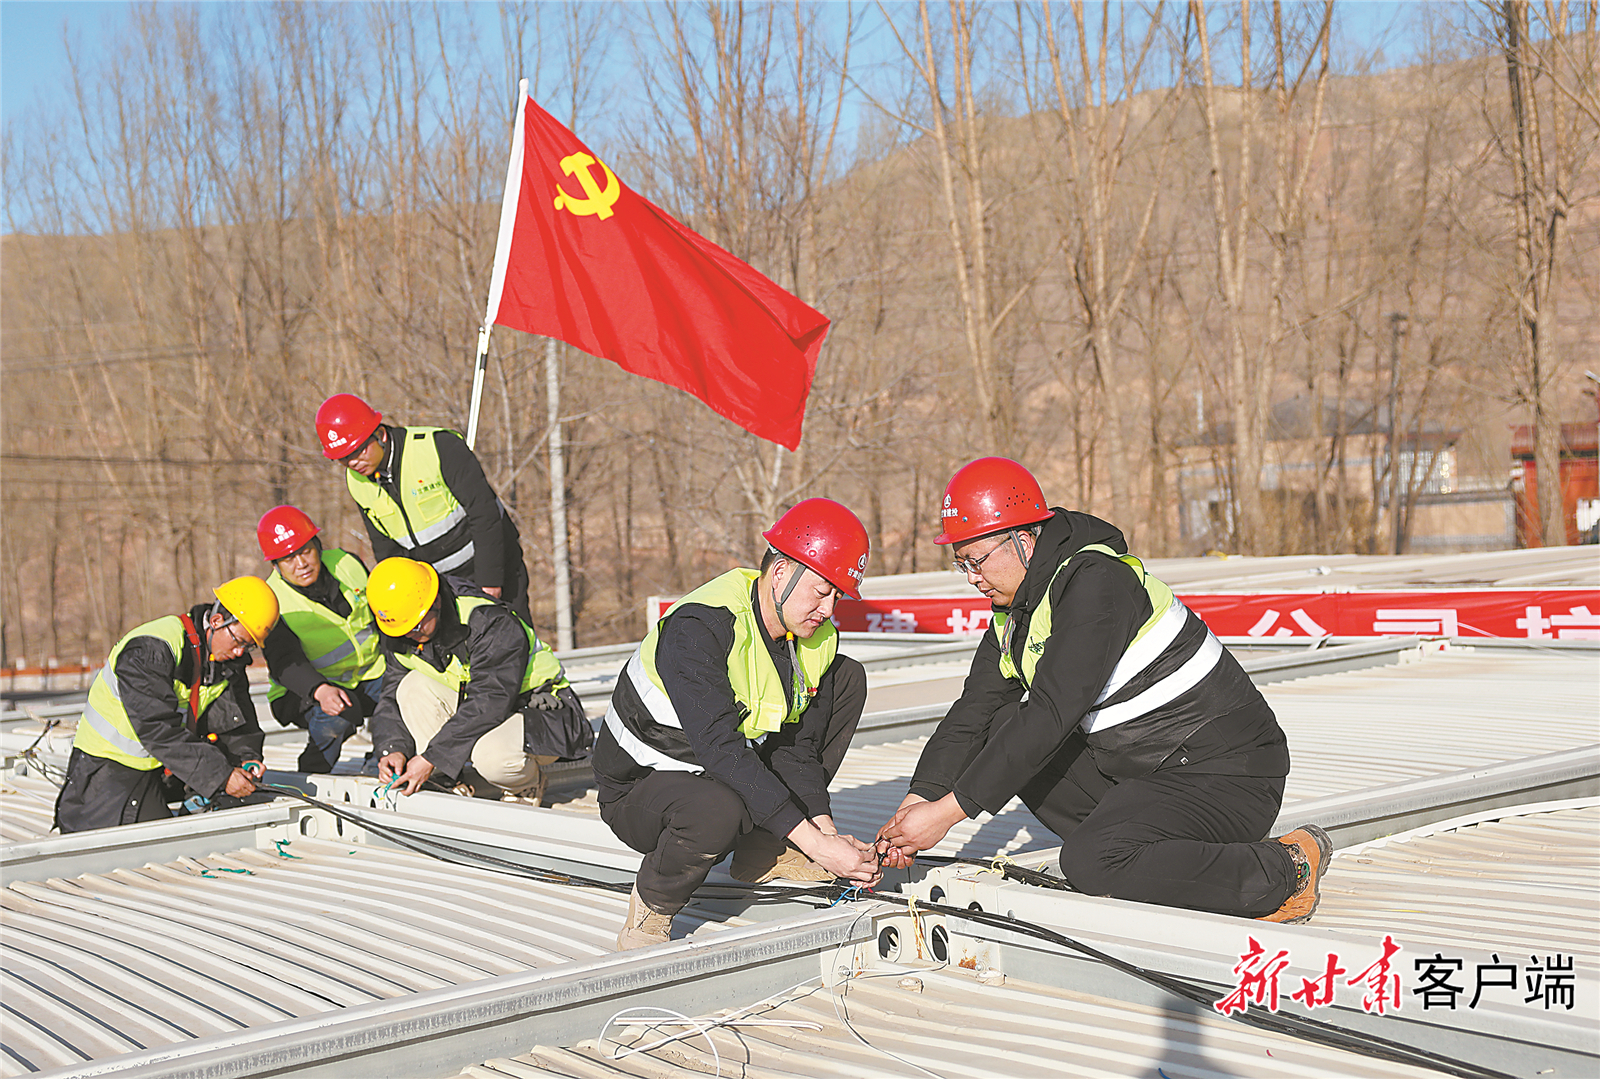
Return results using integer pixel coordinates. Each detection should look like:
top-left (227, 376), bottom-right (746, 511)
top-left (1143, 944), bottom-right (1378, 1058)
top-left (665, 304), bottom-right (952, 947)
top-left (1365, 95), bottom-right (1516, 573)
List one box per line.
top-left (941, 493), bottom-right (959, 519)
top-left (849, 552), bottom-right (868, 584)
top-left (274, 524), bottom-right (292, 541)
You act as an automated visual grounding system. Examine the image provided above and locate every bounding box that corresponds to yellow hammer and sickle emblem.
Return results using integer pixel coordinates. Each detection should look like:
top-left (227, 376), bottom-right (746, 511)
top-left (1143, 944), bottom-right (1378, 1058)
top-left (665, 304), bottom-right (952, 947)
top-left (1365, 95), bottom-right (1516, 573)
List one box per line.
top-left (552, 152), bottom-right (621, 220)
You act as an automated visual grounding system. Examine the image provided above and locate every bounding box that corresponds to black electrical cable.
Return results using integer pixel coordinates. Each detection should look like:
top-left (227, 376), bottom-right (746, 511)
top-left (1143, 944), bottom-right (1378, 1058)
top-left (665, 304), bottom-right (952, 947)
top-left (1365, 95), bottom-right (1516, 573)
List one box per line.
top-left (256, 785), bottom-right (1512, 1079)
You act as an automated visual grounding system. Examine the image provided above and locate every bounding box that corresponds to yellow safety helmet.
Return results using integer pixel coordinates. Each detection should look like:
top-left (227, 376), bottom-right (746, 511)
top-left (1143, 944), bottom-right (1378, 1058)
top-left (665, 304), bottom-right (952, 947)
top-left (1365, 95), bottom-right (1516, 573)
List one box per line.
top-left (368, 557), bottom-right (440, 636)
top-left (212, 576), bottom-right (280, 646)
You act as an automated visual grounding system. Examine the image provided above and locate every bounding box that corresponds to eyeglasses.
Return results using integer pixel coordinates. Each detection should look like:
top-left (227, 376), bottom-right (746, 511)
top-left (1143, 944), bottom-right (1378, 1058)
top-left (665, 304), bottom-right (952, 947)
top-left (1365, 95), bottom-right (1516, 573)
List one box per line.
top-left (336, 434), bottom-right (375, 464)
top-left (222, 622), bottom-right (253, 653)
top-left (952, 542), bottom-right (1007, 576)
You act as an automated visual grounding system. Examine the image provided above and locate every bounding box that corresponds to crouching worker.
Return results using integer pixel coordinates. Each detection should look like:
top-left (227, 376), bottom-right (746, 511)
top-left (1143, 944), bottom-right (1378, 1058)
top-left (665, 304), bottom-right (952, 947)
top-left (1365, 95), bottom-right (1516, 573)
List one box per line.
top-left (878, 458), bottom-right (1330, 925)
top-left (257, 505), bottom-right (387, 773)
top-left (595, 499), bottom-right (882, 951)
top-left (55, 577), bottom-right (278, 834)
top-left (365, 557), bottom-right (590, 806)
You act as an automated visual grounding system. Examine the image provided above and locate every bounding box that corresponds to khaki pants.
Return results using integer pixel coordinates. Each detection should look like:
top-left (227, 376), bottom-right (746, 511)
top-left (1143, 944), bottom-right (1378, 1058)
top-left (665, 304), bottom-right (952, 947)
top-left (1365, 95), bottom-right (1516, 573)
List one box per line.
top-left (396, 670), bottom-right (555, 792)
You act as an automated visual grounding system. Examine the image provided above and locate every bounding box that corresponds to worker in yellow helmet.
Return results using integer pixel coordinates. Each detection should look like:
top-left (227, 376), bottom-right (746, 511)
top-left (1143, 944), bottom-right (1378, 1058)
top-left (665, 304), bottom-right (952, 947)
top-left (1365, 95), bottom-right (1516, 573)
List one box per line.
top-left (365, 557), bottom-right (589, 805)
top-left (55, 577), bottom-right (279, 834)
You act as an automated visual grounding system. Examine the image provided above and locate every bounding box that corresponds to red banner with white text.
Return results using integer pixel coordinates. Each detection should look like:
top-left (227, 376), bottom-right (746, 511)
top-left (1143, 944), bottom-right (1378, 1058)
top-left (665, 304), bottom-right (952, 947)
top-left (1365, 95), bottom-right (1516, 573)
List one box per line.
top-left (648, 590), bottom-right (1600, 639)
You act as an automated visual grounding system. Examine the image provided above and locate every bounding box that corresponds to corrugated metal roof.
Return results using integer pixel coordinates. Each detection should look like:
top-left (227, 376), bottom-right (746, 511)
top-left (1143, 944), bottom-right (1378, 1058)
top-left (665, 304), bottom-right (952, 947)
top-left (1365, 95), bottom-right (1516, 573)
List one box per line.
top-left (0, 826), bottom-right (746, 1077)
top-left (1, 630), bottom-right (1593, 1076)
top-left (452, 961), bottom-right (1443, 1079)
top-left (1317, 801), bottom-right (1600, 955)
top-left (862, 545), bottom-right (1600, 596)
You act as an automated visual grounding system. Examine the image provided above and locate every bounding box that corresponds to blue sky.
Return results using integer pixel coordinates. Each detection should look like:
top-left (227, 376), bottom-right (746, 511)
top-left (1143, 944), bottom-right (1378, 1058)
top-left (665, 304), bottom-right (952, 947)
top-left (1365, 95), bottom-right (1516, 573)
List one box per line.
top-left (3, 1), bottom-right (1423, 129)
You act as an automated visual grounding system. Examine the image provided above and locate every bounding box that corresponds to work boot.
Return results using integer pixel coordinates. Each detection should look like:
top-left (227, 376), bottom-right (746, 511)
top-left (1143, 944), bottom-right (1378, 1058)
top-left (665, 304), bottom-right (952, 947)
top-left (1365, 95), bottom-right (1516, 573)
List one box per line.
top-left (1259, 824), bottom-right (1333, 924)
top-left (501, 765), bottom-right (547, 806)
top-left (616, 884), bottom-right (674, 950)
top-left (730, 830), bottom-right (836, 884)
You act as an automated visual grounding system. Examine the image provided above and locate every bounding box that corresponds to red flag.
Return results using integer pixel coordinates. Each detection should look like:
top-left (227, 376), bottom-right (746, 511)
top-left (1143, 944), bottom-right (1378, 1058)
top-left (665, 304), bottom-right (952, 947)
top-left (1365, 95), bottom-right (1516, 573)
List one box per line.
top-left (483, 89), bottom-right (829, 451)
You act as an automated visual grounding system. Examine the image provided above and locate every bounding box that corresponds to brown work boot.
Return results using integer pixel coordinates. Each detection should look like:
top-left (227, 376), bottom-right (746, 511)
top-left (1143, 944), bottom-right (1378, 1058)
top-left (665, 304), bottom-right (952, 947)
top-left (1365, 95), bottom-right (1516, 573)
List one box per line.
top-left (1259, 824), bottom-right (1333, 924)
top-left (616, 884), bottom-right (674, 950)
top-left (500, 764), bottom-right (547, 806)
top-left (730, 830), bottom-right (836, 884)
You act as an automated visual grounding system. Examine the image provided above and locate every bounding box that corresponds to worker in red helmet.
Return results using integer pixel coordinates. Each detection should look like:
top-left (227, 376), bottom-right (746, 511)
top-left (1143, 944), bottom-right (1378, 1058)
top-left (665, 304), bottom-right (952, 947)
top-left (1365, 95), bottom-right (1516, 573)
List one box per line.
top-left (256, 506), bottom-right (387, 773)
top-left (878, 459), bottom-right (1327, 925)
top-left (314, 393), bottom-right (531, 622)
top-left (596, 498), bottom-right (882, 950)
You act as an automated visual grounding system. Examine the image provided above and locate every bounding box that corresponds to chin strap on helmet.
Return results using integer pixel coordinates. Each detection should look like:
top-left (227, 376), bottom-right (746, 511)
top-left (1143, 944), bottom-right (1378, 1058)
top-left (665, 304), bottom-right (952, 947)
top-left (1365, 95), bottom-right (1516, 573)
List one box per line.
top-left (770, 553), bottom-right (810, 706)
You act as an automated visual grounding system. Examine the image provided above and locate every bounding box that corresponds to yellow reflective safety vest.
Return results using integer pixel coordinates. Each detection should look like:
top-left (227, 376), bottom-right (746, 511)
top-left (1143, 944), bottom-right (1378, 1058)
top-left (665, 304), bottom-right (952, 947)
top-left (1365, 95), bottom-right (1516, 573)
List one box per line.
top-left (266, 549), bottom-right (386, 701)
top-left (73, 616), bottom-right (231, 770)
top-left (992, 543), bottom-right (1223, 737)
top-left (609, 568), bottom-right (836, 776)
top-left (995, 544), bottom-right (1174, 688)
top-left (394, 593), bottom-right (564, 697)
top-left (345, 427), bottom-right (473, 572)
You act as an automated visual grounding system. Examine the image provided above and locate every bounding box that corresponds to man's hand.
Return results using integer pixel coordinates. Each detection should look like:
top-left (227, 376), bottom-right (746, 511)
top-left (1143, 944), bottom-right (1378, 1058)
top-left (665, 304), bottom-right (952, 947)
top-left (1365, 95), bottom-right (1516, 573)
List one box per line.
top-left (313, 683), bottom-right (352, 716)
top-left (378, 751), bottom-right (406, 780)
top-left (875, 793), bottom-right (927, 868)
top-left (790, 820), bottom-right (881, 885)
top-left (385, 753), bottom-right (435, 795)
top-left (222, 768), bottom-right (258, 798)
top-left (481, 586), bottom-right (503, 599)
top-left (878, 793), bottom-right (966, 868)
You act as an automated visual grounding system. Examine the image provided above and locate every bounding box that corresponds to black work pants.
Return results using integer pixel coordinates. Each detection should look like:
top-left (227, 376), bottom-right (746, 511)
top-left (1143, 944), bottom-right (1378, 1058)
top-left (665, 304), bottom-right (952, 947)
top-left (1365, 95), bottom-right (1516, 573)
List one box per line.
top-left (54, 748), bottom-right (174, 834)
top-left (1019, 729), bottom-right (1295, 918)
top-left (601, 655), bottom-right (866, 914)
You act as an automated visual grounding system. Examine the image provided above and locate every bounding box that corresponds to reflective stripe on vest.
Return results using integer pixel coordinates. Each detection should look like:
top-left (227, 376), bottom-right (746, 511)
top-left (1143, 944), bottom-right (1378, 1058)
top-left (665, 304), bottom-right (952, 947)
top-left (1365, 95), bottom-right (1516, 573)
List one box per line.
top-left (993, 544), bottom-right (1220, 735)
top-left (603, 652), bottom-right (703, 774)
top-left (267, 549), bottom-right (387, 700)
top-left (393, 593), bottom-right (563, 697)
top-left (607, 568), bottom-right (838, 772)
top-left (73, 616), bottom-right (231, 770)
top-left (345, 427), bottom-right (470, 554)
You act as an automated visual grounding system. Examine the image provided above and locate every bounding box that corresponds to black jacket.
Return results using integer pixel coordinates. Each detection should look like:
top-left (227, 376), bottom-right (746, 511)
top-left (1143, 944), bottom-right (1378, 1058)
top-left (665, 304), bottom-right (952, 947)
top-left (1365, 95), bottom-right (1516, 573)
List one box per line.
top-left (363, 425), bottom-right (521, 592)
top-left (593, 580), bottom-right (838, 838)
top-left (369, 576), bottom-right (532, 779)
top-left (107, 604), bottom-right (262, 796)
top-left (910, 509), bottom-right (1288, 817)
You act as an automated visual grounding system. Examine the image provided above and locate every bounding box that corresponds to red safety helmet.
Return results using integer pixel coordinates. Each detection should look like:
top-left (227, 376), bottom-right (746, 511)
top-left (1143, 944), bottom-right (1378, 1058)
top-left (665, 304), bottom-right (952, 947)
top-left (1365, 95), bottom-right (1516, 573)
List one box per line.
top-left (762, 498), bottom-right (871, 600)
top-left (934, 457), bottom-right (1052, 545)
top-left (315, 393), bottom-right (383, 459)
top-left (257, 505), bottom-right (321, 561)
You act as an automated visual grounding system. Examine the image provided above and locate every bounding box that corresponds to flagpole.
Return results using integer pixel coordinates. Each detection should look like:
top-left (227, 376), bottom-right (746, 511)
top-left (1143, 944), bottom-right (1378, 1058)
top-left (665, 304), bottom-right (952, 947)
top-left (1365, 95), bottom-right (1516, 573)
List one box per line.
top-left (468, 78), bottom-right (532, 450)
top-left (546, 337), bottom-right (574, 650)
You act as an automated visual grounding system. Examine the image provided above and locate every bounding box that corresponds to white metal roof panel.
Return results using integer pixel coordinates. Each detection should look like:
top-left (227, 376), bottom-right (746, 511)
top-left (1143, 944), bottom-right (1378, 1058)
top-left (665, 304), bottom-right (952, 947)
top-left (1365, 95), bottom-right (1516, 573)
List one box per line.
top-left (452, 959), bottom-right (1441, 1079)
top-left (0, 829), bottom-right (743, 1077)
top-left (1317, 802), bottom-right (1600, 956)
top-left (861, 545), bottom-right (1600, 596)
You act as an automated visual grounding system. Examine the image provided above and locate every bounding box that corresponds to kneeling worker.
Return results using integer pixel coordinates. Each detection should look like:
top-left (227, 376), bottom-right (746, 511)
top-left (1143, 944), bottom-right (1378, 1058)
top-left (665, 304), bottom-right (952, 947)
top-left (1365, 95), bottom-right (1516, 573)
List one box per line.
top-left (365, 557), bottom-right (590, 805)
top-left (596, 499), bottom-right (882, 951)
top-left (879, 458), bottom-right (1330, 924)
top-left (55, 577), bottom-right (278, 834)
top-left (257, 505), bottom-right (387, 773)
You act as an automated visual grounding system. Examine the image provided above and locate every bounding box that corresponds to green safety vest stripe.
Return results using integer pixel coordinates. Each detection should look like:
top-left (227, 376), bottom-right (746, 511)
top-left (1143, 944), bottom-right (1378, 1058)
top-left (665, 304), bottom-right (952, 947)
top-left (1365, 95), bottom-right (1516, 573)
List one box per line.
top-left (640, 568), bottom-right (837, 740)
top-left (267, 548), bottom-right (387, 700)
top-left (345, 427), bottom-right (470, 561)
top-left (995, 544), bottom-right (1174, 688)
top-left (74, 616), bottom-right (231, 771)
top-left (393, 594), bottom-right (563, 698)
